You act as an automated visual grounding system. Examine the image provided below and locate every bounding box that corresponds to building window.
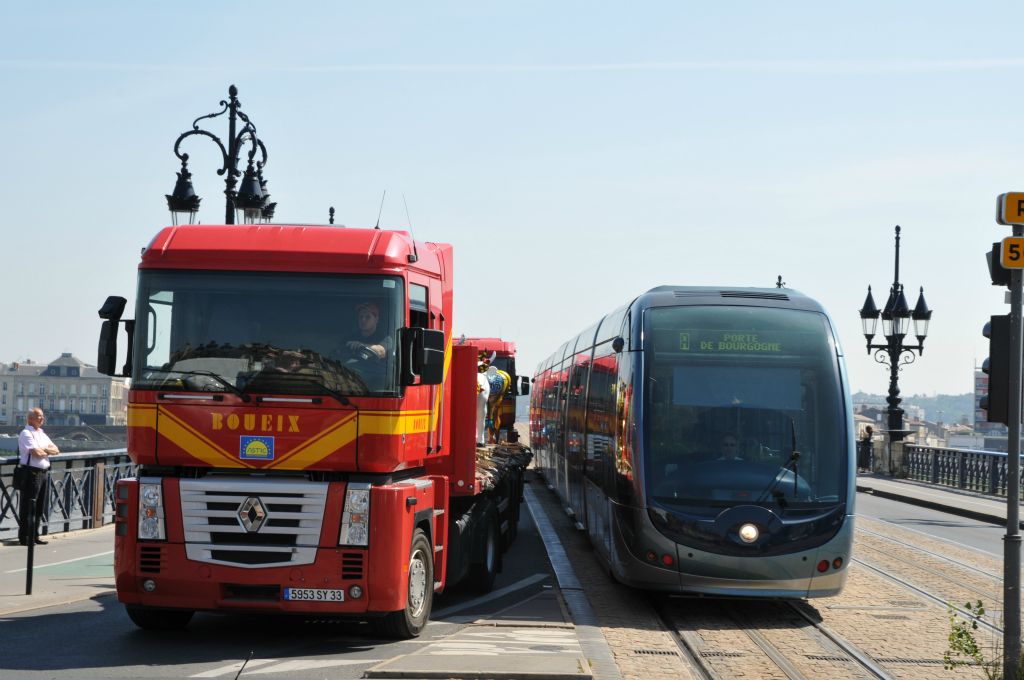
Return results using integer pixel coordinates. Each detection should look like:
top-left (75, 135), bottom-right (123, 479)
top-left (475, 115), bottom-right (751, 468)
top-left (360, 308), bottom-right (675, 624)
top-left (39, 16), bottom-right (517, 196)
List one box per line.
top-left (67, 367), bottom-right (79, 377)
top-left (70, 383), bottom-right (77, 395)
top-left (29, 383), bottom-right (36, 395)
top-left (16, 397), bottom-right (24, 411)
top-left (91, 399), bottom-right (97, 413)
top-left (91, 385), bottom-right (97, 396)
top-left (49, 383), bottom-right (56, 395)
top-left (60, 384), bottom-right (66, 396)
top-left (17, 384), bottom-right (24, 396)
top-left (59, 398), bottom-right (66, 411)
top-left (2, 382), bottom-right (6, 391)
top-left (102, 386), bottom-right (108, 398)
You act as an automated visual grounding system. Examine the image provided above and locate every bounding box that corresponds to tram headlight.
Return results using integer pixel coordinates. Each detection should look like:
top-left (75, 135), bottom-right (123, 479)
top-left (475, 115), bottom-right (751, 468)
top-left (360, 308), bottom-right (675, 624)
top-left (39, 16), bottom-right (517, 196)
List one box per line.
top-left (738, 523), bottom-right (759, 544)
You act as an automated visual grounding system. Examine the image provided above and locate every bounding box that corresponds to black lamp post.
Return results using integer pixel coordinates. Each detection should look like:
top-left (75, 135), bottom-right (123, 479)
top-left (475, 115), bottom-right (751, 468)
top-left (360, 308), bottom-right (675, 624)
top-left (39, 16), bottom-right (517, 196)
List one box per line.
top-left (165, 85), bottom-right (275, 225)
top-left (858, 225), bottom-right (933, 443)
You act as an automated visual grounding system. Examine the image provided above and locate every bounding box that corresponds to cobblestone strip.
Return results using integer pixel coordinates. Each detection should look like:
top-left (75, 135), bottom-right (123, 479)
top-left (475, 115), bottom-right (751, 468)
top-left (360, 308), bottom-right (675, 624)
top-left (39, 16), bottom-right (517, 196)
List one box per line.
top-left (854, 532), bottom-right (1001, 615)
top-left (812, 562), bottom-right (988, 679)
top-left (857, 516), bottom-right (1001, 576)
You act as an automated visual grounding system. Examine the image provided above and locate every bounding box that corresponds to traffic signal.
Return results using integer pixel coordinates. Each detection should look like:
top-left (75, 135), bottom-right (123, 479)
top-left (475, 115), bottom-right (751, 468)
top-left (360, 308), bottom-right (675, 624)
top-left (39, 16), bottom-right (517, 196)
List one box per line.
top-left (981, 315), bottom-right (1010, 425)
top-left (987, 242), bottom-right (1012, 287)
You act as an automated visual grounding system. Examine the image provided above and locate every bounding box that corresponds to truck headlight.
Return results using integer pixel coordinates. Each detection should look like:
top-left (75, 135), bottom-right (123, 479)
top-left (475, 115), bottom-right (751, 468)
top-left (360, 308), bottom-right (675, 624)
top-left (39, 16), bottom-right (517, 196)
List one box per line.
top-left (339, 483), bottom-right (370, 546)
top-left (138, 479), bottom-right (166, 541)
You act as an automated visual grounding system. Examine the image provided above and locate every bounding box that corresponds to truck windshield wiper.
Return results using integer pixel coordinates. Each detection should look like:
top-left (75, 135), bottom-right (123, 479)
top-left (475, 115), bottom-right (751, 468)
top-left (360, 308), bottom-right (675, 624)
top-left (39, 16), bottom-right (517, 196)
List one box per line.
top-left (271, 374), bottom-right (352, 406)
top-left (153, 369), bottom-right (251, 403)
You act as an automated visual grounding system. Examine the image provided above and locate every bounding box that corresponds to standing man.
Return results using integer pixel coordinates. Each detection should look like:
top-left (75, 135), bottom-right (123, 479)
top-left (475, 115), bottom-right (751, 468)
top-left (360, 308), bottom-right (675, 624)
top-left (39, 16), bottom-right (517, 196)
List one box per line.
top-left (18, 408), bottom-right (58, 546)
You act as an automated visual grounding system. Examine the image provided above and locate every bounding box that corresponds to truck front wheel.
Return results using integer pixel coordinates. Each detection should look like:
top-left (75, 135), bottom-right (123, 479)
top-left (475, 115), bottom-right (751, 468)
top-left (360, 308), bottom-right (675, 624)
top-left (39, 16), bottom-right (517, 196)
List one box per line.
top-left (377, 528), bottom-right (433, 638)
top-left (125, 605), bottom-right (194, 630)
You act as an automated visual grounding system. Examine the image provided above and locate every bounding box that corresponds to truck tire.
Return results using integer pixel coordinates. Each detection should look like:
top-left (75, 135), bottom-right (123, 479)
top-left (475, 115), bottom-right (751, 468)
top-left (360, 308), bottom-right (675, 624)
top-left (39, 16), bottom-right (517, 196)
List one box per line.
top-left (125, 605), bottom-right (194, 630)
top-left (377, 528), bottom-right (433, 639)
top-left (466, 512), bottom-right (501, 592)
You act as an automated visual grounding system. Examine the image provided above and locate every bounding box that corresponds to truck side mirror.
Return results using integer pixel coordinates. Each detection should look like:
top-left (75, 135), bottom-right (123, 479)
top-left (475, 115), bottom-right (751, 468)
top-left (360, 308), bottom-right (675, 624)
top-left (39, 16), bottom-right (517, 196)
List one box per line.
top-left (418, 329), bottom-right (445, 385)
top-left (520, 376), bottom-right (530, 396)
top-left (97, 295), bottom-right (134, 377)
top-left (98, 320), bottom-right (119, 376)
top-left (399, 328), bottom-right (445, 386)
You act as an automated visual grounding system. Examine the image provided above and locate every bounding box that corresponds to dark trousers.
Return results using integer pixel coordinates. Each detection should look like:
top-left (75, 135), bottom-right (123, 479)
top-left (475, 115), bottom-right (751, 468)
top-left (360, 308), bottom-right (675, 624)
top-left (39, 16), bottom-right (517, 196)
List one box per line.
top-left (18, 467), bottom-right (48, 544)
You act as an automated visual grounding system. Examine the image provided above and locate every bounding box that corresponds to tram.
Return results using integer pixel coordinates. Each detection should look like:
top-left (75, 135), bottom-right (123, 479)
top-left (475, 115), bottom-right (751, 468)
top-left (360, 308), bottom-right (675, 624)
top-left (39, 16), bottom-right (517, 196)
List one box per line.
top-left (530, 286), bottom-right (854, 597)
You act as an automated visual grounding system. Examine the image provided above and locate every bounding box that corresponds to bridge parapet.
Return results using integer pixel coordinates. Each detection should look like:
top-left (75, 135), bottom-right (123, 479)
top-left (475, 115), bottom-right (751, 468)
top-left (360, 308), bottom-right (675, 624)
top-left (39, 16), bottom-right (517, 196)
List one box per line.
top-left (1, 449), bottom-right (134, 541)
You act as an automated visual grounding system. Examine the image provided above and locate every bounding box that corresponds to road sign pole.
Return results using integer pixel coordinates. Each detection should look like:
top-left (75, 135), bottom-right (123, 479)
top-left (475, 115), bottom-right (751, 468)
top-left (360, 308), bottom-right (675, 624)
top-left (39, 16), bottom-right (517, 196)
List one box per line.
top-left (1006, 226), bottom-right (1023, 680)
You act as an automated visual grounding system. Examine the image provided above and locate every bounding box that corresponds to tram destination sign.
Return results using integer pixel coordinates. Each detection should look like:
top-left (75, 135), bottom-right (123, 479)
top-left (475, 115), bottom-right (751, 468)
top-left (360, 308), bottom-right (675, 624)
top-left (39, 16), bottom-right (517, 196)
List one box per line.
top-left (997, 192), bottom-right (1024, 226)
top-left (677, 330), bottom-right (785, 354)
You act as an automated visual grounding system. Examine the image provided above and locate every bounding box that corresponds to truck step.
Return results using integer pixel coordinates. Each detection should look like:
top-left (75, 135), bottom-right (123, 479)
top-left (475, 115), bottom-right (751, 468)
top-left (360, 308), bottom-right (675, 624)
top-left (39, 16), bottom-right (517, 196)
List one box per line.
top-left (433, 508), bottom-right (445, 516)
top-left (434, 544), bottom-right (444, 553)
top-left (574, 521), bottom-right (585, 531)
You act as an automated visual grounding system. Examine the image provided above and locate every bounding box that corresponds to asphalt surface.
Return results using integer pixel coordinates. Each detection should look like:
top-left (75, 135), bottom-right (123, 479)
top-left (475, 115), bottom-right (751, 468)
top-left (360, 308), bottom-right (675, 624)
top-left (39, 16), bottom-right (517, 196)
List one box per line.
top-left (0, 471), bottom-right (1016, 679)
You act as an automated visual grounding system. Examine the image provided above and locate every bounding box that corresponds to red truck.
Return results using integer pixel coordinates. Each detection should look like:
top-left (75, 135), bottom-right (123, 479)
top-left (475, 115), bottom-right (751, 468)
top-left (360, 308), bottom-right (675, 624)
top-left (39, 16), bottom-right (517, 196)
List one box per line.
top-left (458, 336), bottom-right (529, 443)
top-left (97, 223), bottom-right (530, 637)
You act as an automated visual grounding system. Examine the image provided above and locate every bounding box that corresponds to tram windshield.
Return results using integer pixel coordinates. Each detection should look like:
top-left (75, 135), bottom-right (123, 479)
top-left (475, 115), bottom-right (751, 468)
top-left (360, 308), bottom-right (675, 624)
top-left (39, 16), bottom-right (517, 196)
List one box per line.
top-left (644, 305), bottom-right (846, 515)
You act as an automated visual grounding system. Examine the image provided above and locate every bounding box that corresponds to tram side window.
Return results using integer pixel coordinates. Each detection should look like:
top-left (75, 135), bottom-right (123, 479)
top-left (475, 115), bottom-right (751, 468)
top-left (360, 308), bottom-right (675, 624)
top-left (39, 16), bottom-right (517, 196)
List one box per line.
top-left (567, 354), bottom-right (591, 463)
top-left (586, 346), bottom-right (618, 487)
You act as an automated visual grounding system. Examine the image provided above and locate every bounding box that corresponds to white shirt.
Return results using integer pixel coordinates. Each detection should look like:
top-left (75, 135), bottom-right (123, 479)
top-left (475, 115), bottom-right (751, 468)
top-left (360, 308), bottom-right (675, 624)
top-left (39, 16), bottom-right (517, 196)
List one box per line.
top-left (19, 425), bottom-right (54, 470)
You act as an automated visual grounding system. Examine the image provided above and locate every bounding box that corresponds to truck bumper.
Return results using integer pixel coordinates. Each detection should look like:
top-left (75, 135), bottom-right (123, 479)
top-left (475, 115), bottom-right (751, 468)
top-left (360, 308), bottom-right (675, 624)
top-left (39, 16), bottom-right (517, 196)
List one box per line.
top-left (116, 542), bottom-right (373, 614)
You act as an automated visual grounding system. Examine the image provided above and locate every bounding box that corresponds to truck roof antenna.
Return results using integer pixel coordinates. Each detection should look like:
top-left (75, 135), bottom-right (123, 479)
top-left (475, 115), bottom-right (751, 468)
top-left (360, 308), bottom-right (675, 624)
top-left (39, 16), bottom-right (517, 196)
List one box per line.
top-left (374, 190), bottom-right (385, 230)
top-left (403, 193), bottom-right (419, 263)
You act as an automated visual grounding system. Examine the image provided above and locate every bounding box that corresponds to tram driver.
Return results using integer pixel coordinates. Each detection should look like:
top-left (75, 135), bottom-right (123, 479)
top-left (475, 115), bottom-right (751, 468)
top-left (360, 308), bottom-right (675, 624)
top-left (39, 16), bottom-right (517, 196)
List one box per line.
top-left (715, 434), bottom-right (743, 461)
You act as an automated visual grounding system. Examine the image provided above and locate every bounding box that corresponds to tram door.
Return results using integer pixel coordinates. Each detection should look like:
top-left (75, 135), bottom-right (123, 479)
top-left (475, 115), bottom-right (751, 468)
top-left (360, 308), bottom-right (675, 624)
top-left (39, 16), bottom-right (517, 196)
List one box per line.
top-left (565, 351), bottom-right (591, 527)
top-left (553, 362), bottom-right (570, 504)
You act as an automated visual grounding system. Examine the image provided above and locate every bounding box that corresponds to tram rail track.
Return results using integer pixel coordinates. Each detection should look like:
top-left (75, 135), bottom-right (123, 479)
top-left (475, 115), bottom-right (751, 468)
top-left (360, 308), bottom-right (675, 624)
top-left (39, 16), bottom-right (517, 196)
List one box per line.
top-left (855, 525), bottom-right (1001, 581)
top-left (652, 595), bottom-right (894, 679)
top-left (853, 555), bottom-right (1004, 637)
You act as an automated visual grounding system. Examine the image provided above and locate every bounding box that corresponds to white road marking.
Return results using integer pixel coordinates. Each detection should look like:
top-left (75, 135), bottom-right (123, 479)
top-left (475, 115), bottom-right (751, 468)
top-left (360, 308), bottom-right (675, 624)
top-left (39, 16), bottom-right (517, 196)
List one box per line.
top-left (189, 659), bottom-right (277, 677)
top-left (5, 550), bottom-right (114, 574)
top-left (431, 573), bottom-right (549, 618)
top-left (247, 659), bottom-right (382, 673)
top-left (190, 658), bottom-right (382, 677)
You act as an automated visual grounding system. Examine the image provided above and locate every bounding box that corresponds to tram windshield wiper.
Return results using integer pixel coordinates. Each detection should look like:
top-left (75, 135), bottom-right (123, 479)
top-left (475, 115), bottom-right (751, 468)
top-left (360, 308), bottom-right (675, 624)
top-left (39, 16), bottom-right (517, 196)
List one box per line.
top-left (755, 418), bottom-right (801, 505)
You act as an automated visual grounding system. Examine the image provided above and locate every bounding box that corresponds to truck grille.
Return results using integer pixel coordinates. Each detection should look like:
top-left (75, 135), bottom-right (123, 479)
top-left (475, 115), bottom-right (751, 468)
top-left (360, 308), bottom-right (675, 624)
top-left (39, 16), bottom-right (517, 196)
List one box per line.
top-left (180, 477), bottom-right (328, 569)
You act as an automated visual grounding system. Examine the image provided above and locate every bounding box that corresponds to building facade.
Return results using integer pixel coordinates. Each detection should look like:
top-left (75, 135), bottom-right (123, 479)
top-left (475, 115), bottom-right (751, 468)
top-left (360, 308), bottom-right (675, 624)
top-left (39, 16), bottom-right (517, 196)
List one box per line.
top-left (0, 353), bottom-right (128, 426)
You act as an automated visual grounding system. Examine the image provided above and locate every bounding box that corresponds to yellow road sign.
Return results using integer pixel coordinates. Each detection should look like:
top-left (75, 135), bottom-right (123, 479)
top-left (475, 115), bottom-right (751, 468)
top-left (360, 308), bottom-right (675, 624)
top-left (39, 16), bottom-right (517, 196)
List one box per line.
top-left (998, 192), bottom-right (1024, 225)
top-left (1002, 237), bottom-right (1024, 268)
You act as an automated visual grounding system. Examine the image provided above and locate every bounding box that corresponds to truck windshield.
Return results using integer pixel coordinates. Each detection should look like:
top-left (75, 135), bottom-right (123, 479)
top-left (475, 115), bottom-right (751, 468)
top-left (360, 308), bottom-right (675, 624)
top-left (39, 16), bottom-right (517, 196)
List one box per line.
top-left (132, 270), bottom-right (404, 396)
top-left (644, 305), bottom-right (847, 515)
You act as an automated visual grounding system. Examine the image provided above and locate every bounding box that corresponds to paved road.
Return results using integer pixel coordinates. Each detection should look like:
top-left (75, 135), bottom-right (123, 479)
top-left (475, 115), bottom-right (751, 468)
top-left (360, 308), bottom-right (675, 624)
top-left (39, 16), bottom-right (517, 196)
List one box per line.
top-left (0, 484), bottom-right (593, 680)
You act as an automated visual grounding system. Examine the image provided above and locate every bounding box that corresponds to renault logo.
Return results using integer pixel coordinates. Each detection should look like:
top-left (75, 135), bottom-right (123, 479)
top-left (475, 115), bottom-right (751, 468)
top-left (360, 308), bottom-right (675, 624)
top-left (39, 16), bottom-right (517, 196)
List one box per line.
top-left (237, 497), bottom-right (268, 533)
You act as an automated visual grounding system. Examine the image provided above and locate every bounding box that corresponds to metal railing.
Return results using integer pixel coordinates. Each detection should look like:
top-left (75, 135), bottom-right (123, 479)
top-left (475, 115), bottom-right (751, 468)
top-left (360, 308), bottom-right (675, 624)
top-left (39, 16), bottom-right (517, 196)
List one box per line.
top-left (904, 444), bottom-right (1013, 496)
top-left (1, 449), bottom-right (135, 542)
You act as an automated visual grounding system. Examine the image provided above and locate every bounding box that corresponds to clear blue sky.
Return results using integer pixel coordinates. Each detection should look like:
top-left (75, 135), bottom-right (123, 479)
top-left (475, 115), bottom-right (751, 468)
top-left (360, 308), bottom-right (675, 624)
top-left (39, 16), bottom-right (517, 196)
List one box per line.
top-left (2, 2), bottom-right (1022, 398)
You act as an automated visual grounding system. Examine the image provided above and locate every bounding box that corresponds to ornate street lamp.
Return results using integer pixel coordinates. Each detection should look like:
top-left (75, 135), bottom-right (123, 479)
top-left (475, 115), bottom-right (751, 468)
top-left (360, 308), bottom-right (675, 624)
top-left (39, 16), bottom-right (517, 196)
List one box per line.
top-left (165, 85), bottom-right (274, 225)
top-left (858, 225), bottom-right (932, 443)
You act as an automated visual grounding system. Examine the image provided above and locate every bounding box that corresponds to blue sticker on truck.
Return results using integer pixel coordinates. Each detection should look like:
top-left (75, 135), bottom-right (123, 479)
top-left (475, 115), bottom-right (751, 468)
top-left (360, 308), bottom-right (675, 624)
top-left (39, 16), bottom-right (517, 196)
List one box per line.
top-left (240, 436), bottom-right (274, 460)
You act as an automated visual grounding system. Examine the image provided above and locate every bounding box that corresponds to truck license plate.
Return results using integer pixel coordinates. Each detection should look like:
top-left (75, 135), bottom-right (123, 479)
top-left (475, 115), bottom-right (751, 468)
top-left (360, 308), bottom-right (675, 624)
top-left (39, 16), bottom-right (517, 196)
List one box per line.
top-left (283, 588), bottom-right (344, 602)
